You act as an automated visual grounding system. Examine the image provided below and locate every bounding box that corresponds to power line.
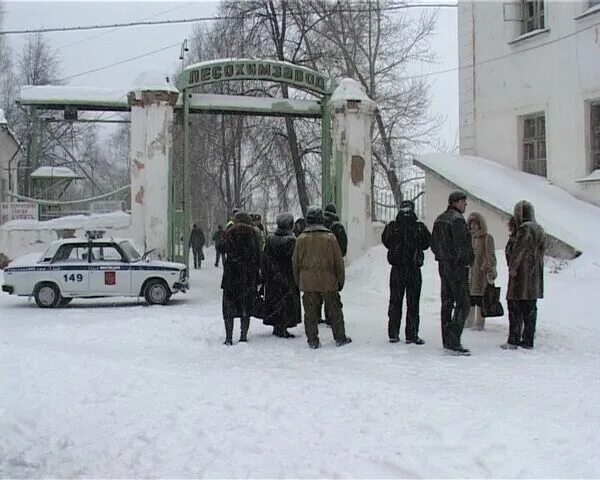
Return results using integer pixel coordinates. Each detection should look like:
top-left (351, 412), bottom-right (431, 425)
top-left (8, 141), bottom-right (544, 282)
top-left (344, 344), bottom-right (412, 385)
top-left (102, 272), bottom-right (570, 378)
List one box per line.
top-left (55, 1), bottom-right (195, 51)
top-left (0, 3), bottom-right (457, 36)
top-left (61, 42), bottom-right (181, 82)
top-left (400, 19), bottom-right (600, 82)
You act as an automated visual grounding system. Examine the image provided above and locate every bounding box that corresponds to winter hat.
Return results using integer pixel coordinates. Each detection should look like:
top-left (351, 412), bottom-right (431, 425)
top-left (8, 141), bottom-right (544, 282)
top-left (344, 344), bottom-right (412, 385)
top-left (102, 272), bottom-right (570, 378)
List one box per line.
top-left (306, 206), bottom-right (325, 225)
top-left (399, 200), bottom-right (415, 211)
top-left (276, 212), bottom-right (294, 232)
top-left (448, 190), bottom-right (467, 205)
top-left (324, 203), bottom-right (337, 214)
top-left (234, 211), bottom-right (253, 225)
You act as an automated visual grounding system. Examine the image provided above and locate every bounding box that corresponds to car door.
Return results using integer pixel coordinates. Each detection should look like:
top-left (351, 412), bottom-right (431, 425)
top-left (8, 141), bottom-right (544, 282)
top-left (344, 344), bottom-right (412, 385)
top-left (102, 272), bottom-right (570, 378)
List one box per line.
top-left (88, 243), bottom-right (132, 295)
top-left (52, 243), bottom-right (91, 296)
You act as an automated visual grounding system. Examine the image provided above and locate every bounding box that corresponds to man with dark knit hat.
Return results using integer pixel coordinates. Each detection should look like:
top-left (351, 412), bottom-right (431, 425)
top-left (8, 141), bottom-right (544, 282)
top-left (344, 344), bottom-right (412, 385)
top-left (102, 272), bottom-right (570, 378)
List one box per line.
top-left (431, 190), bottom-right (475, 355)
top-left (323, 203), bottom-right (348, 256)
top-left (293, 206), bottom-right (351, 349)
top-left (382, 199), bottom-right (431, 345)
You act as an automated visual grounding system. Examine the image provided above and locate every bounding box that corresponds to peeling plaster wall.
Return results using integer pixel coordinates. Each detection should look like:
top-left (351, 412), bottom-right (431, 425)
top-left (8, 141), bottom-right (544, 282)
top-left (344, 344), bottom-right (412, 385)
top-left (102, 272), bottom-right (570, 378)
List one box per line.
top-left (129, 96), bottom-right (174, 258)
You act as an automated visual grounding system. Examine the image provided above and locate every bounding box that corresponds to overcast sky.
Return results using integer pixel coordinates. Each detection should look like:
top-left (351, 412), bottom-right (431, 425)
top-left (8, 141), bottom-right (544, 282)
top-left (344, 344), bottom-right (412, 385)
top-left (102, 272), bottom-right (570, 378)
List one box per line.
top-left (3, 1), bottom-right (458, 149)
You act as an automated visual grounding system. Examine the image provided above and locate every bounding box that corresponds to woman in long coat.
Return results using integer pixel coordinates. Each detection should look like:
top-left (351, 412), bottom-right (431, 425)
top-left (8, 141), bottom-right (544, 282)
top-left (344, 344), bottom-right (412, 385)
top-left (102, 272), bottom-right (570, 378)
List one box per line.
top-left (219, 211), bottom-right (262, 345)
top-left (262, 213), bottom-right (301, 338)
top-left (466, 211), bottom-right (497, 330)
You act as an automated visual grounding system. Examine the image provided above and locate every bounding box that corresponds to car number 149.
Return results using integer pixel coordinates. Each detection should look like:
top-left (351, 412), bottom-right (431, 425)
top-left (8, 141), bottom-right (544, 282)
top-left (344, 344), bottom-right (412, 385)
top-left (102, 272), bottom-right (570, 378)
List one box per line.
top-left (63, 273), bottom-right (84, 282)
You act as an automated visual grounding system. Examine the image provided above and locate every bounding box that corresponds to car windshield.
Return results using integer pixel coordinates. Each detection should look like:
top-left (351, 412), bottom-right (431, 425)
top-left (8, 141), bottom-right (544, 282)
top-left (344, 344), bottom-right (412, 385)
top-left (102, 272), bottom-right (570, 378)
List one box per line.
top-left (119, 240), bottom-right (142, 262)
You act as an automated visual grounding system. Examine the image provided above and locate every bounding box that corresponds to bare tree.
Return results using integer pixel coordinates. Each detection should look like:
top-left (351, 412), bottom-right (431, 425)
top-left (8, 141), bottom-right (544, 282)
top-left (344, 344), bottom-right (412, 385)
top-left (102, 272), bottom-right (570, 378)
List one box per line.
top-left (310, 0), bottom-right (439, 205)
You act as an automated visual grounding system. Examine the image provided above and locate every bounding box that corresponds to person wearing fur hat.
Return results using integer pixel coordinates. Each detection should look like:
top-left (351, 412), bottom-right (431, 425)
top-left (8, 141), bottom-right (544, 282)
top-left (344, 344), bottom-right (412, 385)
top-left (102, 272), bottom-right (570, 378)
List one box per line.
top-left (465, 212), bottom-right (497, 330)
top-left (502, 200), bottom-right (546, 350)
top-left (219, 211), bottom-right (262, 345)
top-left (431, 191), bottom-right (475, 355)
top-left (262, 212), bottom-right (302, 338)
top-left (382, 199), bottom-right (431, 344)
top-left (293, 206), bottom-right (351, 349)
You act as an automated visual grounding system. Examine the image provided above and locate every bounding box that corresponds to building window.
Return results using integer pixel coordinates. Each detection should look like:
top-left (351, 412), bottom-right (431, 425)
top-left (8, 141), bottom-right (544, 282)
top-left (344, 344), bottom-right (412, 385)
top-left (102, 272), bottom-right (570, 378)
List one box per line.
top-left (521, 0), bottom-right (545, 34)
top-left (522, 113), bottom-right (547, 177)
top-left (592, 102), bottom-right (600, 171)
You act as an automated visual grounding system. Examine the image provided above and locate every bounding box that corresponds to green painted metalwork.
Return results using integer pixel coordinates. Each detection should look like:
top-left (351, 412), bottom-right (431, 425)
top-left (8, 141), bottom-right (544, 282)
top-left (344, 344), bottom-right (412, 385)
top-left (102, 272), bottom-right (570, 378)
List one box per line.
top-left (182, 92), bottom-right (191, 268)
top-left (321, 96), bottom-right (333, 207)
top-left (171, 209), bottom-right (186, 263)
top-left (180, 59), bottom-right (331, 97)
top-left (334, 148), bottom-right (344, 212)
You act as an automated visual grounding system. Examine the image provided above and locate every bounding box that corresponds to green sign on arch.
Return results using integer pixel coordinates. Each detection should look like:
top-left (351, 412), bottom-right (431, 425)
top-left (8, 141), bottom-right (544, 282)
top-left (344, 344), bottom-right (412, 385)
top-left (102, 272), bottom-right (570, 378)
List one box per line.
top-left (180, 59), bottom-right (332, 96)
top-left (177, 58), bottom-right (336, 268)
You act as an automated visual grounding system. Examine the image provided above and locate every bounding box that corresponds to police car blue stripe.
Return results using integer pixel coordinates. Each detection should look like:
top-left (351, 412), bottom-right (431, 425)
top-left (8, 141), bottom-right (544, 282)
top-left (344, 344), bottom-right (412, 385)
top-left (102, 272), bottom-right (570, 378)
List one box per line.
top-left (6, 265), bottom-right (182, 273)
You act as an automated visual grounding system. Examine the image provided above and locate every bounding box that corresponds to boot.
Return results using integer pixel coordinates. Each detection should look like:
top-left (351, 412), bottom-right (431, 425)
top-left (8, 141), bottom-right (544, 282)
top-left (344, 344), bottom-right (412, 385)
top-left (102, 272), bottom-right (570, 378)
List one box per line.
top-left (223, 318), bottom-right (234, 346)
top-left (282, 329), bottom-right (295, 338)
top-left (335, 336), bottom-right (352, 347)
top-left (240, 317), bottom-right (250, 342)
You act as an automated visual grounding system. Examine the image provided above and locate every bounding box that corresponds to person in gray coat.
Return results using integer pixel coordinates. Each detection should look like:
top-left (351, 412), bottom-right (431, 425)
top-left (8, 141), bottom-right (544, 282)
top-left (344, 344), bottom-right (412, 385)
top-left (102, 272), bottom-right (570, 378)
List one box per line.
top-left (502, 200), bottom-right (546, 350)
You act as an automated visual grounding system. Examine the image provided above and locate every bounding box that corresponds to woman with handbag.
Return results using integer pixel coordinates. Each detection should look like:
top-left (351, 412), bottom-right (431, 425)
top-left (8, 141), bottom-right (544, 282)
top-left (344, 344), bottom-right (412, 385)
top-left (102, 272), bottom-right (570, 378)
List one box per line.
top-left (465, 212), bottom-right (497, 330)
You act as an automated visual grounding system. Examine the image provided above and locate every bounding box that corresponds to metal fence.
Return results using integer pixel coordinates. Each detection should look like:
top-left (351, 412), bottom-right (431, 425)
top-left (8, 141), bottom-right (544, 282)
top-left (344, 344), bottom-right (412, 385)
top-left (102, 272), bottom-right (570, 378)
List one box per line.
top-left (373, 181), bottom-right (425, 224)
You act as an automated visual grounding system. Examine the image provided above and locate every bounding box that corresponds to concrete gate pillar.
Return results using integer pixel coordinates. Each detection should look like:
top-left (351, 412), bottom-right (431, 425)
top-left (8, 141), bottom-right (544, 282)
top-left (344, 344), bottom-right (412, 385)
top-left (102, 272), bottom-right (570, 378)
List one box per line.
top-left (329, 79), bottom-right (376, 264)
top-left (128, 77), bottom-right (178, 259)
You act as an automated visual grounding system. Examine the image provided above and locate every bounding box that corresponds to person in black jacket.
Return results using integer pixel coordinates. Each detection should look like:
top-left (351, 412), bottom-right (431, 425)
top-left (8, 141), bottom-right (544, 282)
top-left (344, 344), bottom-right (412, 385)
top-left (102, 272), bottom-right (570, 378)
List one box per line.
top-left (219, 212), bottom-right (262, 345)
top-left (262, 212), bottom-right (301, 338)
top-left (430, 191), bottom-right (475, 355)
top-left (189, 224), bottom-right (206, 269)
top-left (324, 203), bottom-right (348, 257)
top-left (382, 200), bottom-right (431, 344)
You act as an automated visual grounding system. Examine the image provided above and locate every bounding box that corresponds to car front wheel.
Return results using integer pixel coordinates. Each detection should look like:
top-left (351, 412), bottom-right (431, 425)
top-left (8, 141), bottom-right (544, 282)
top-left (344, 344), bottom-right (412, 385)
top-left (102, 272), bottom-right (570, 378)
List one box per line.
top-left (34, 282), bottom-right (62, 308)
top-left (144, 279), bottom-right (171, 305)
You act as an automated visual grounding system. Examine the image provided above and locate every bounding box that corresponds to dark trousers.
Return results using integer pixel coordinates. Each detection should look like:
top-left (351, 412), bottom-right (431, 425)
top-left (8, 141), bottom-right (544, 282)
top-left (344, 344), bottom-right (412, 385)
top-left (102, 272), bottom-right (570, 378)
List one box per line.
top-left (193, 248), bottom-right (203, 269)
top-left (507, 299), bottom-right (537, 347)
top-left (388, 266), bottom-right (422, 341)
top-left (215, 250), bottom-right (225, 267)
top-left (438, 262), bottom-right (470, 348)
top-left (302, 291), bottom-right (346, 344)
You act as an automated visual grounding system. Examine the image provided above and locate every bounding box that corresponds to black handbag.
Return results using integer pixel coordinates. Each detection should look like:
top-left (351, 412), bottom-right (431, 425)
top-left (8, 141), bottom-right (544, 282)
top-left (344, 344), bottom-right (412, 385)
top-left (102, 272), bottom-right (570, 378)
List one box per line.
top-left (251, 285), bottom-right (266, 319)
top-left (481, 283), bottom-right (505, 318)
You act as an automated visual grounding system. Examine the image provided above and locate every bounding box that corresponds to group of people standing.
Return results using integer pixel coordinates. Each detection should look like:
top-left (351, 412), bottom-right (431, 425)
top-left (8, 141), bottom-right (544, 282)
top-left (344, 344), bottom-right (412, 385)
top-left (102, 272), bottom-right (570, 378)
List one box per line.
top-left (206, 190), bottom-right (545, 353)
top-left (215, 204), bottom-right (350, 348)
top-left (382, 190), bottom-right (546, 356)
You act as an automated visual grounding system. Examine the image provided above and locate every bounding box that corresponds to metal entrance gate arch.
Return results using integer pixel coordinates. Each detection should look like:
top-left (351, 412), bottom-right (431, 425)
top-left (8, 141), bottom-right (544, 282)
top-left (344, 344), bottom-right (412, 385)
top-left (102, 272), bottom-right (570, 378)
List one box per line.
top-left (177, 59), bottom-right (337, 268)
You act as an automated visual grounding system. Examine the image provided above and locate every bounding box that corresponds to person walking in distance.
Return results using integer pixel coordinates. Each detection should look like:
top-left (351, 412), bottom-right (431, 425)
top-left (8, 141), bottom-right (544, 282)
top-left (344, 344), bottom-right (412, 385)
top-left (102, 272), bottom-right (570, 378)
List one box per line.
top-left (465, 212), bottom-right (497, 330)
top-left (293, 206), bottom-right (351, 349)
top-left (382, 200), bottom-right (431, 344)
top-left (189, 224), bottom-right (206, 269)
top-left (219, 211), bottom-right (262, 345)
top-left (502, 201), bottom-right (546, 350)
top-left (212, 224), bottom-right (225, 267)
top-left (431, 191), bottom-right (475, 355)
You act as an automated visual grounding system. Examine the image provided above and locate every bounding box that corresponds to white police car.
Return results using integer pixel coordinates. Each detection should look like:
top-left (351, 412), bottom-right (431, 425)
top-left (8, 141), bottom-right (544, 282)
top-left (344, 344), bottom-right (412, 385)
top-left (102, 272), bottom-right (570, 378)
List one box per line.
top-left (2, 233), bottom-right (189, 308)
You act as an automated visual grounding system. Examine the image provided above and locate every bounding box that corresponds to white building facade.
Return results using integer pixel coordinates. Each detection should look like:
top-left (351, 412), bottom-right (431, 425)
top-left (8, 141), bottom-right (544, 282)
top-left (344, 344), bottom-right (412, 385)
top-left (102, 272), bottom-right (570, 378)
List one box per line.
top-left (458, 0), bottom-right (600, 206)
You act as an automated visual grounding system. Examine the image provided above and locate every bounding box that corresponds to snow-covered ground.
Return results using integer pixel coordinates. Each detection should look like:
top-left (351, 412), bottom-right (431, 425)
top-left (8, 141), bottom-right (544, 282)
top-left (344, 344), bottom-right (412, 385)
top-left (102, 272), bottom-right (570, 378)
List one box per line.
top-left (1, 245), bottom-right (600, 478)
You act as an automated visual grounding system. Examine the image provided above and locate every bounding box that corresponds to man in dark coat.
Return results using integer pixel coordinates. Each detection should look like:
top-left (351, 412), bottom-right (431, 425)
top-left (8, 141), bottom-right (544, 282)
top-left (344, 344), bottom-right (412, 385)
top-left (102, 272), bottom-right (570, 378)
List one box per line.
top-left (430, 191), bottom-right (475, 355)
top-left (189, 224), bottom-right (206, 269)
top-left (382, 200), bottom-right (431, 344)
top-left (293, 217), bottom-right (306, 238)
top-left (293, 206), bottom-right (351, 349)
top-left (212, 224), bottom-right (225, 267)
top-left (502, 200), bottom-right (545, 350)
top-left (262, 212), bottom-right (301, 338)
top-left (219, 211), bottom-right (262, 345)
top-left (324, 203), bottom-right (348, 257)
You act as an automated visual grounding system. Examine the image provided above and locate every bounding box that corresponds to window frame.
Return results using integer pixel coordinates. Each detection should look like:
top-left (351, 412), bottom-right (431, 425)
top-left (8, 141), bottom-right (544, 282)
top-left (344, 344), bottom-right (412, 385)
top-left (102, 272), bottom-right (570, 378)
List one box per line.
top-left (591, 101), bottom-right (600, 172)
top-left (521, 0), bottom-right (545, 34)
top-left (521, 112), bottom-right (547, 177)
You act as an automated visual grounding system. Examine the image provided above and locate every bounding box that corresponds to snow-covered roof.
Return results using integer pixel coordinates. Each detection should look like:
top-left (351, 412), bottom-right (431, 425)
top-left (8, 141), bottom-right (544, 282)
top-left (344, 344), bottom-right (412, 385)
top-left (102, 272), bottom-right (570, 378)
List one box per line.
top-left (416, 153), bottom-right (600, 254)
top-left (132, 67), bottom-right (178, 94)
top-left (19, 86), bottom-right (130, 110)
top-left (31, 166), bottom-right (82, 179)
top-left (330, 78), bottom-right (375, 109)
top-left (1, 211), bottom-right (131, 232)
top-left (187, 93), bottom-right (321, 117)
